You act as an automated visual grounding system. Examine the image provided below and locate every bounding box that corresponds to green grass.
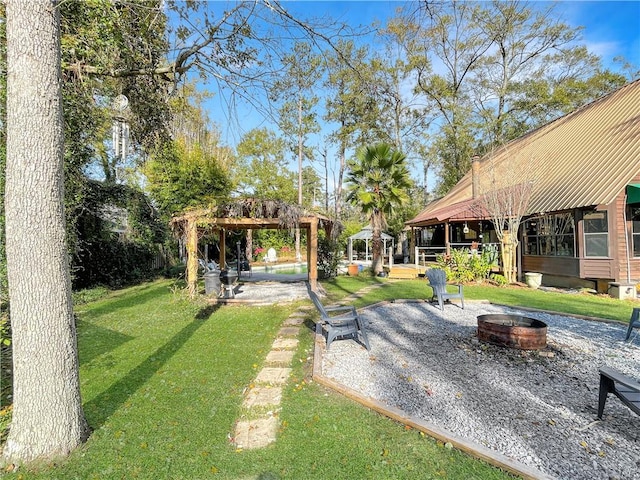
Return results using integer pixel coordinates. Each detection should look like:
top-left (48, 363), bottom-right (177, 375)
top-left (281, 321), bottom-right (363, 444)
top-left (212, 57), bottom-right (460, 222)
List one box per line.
top-left (2, 278), bottom-right (518, 479)
top-left (322, 276), bottom-right (636, 324)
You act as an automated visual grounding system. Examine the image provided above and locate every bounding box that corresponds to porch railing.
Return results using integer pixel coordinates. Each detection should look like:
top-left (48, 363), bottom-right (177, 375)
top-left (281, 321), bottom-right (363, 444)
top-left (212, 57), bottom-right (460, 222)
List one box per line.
top-left (414, 243), bottom-right (501, 268)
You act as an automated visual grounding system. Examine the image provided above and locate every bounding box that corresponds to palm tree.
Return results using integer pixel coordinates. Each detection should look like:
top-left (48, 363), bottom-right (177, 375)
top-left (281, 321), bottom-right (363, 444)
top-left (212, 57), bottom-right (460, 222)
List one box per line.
top-left (346, 143), bottom-right (412, 274)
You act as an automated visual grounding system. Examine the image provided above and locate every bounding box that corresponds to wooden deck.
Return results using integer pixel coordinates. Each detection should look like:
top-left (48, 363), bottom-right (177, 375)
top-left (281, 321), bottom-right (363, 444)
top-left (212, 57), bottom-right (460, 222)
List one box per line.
top-left (388, 264), bottom-right (427, 279)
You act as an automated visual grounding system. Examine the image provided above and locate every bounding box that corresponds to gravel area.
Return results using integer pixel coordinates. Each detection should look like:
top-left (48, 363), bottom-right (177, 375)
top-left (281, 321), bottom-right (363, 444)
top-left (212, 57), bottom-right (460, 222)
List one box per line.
top-left (321, 301), bottom-right (640, 480)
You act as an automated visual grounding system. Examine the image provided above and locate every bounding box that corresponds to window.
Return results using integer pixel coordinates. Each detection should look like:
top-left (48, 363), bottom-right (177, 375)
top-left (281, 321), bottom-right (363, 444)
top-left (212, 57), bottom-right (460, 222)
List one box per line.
top-left (631, 206), bottom-right (640, 257)
top-left (523, 212), bottom-right (575, 257)
top-left (584, 211), bottom-right (608, 257)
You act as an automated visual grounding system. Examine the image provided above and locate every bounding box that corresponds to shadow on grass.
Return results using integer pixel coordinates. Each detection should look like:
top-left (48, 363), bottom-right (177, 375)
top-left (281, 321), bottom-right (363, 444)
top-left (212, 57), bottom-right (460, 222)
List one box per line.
top-left (83, 303), bottom-right (221, 429)
top-left (79, 282), bottom-right (172, 319)
top-left (77, 321), bottom-right (135, 366)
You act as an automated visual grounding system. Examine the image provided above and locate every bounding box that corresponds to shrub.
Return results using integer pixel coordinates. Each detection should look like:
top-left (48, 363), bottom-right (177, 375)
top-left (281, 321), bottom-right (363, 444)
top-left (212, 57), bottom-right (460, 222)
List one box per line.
top-left (437, 247), bottom-right (493, 283)
top-left (489, 273), bottom-right (508, 286)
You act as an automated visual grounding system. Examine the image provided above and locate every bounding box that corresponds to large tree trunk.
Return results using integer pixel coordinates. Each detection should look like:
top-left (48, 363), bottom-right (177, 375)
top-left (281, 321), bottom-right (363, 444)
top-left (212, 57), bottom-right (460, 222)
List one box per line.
top-left (3, 0), bottom-right (89, 464)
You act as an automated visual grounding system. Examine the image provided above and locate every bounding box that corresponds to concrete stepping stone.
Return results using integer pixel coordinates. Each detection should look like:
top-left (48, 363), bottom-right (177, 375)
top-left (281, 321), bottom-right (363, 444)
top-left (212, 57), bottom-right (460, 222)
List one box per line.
top-left (277, 326), bottom-right (300, 337)
top-left (242, 386), bottom-right (282, 408)
top-left (265, 349), bottom-right (295, 365)
top-left (272, 338), bottom-right (298, 350)
top-left (234, 416), bottom-right (278, 449)
top-left (255, 367), bottom-right (291, 385)
top-left (283, 317), bottom-right (305, 326)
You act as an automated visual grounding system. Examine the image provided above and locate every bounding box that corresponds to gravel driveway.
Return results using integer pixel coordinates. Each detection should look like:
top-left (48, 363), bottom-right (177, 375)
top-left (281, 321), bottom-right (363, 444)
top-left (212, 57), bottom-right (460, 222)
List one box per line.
top-left (321, 301), bottom-right (640, 480)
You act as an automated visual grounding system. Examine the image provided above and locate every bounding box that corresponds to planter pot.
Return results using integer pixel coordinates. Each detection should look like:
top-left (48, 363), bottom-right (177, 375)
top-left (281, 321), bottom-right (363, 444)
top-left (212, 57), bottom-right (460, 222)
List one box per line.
top-left (348, 264), bottom-right (359, 276)
top-left (524, 272), bottom-right (542, 289)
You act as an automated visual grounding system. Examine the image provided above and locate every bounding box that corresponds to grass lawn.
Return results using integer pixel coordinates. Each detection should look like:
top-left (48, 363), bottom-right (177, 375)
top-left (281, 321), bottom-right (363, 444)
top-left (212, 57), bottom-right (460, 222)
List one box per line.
top-left (3, 276), bottom-right (635, 479)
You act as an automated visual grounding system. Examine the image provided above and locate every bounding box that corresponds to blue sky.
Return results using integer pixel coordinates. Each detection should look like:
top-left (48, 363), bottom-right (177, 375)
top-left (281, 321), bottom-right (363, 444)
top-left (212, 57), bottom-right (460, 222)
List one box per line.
top-left (200, 1), bottom-right (640, 184)
top-left (281, 1), bottom-right (640, 69)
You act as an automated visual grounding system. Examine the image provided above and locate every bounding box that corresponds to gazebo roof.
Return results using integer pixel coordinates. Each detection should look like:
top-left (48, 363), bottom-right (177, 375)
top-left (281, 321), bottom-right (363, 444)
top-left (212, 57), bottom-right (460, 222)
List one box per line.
top-left (348, 226), bottom-right (394, 241)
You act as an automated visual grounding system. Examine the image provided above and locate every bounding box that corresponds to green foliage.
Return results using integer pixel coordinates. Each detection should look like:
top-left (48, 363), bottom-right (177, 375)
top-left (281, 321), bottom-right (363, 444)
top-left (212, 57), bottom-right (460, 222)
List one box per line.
top-left (317, 232), bottom-right (341, 279)
top-left (72, 180), bottom-right (167, 289)
top-left (144, 139), bottom-right (232, 216)
top-left (74, 239), bottom-right (159, 289)
top-left (0, 314), bottom-right (9, 347)
top-left (346, 144), bottom-right (411, 272)
top-left (252, 230), bottom-right (295, 255)
top-left (72, 286), bottom-right (111, 306)
top-left (489, 273), bottom-right (508, 286)
top-left (233, 128), bottom-right (296, 202)
top-left (436, 248), bottom-right (494, 283)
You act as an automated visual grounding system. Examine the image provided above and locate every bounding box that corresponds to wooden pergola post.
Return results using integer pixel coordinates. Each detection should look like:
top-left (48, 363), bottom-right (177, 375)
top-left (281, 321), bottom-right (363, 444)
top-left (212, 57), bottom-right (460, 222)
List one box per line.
top-left (307, 217), bottom-right (318, 290)
top-left (218, 228), bottom-right (226, 268)
top-left (186, 216), bottom-right (198, 297)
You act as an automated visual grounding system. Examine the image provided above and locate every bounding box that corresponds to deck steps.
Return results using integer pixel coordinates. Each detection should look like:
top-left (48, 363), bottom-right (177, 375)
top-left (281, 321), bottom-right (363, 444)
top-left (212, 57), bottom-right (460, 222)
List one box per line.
top-left (388, 265), bottom-right (426, 279)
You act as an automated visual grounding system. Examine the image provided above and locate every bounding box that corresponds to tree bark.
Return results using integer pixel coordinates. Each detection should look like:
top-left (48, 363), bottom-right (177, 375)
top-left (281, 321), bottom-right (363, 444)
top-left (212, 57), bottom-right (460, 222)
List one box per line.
top-left (3, 0), bottom-right (89, 464)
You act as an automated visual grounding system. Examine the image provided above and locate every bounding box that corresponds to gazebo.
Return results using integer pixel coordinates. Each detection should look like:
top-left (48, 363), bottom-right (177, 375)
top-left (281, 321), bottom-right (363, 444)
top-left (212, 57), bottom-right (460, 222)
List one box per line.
top-left (347, 226), bottom-right (394, 262)
top-left (170, 199), bottom-right (334, 296)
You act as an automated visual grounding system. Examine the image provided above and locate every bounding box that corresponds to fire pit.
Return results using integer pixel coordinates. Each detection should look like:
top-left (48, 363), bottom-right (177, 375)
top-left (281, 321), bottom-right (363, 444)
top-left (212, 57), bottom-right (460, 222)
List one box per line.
top-left (477, 314), bottom-right (547, 350)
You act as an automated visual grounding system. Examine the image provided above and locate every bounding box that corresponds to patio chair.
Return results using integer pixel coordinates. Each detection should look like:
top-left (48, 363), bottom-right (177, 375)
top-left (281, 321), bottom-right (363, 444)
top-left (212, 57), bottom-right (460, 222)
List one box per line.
top-left (426, 268), bottom-right (464, 310)
top-left (307, 285), bottom-right (370, 351)
top-left (264, 248), bottom-right (278, 263)
top-left (624, 307), bottom-right (640, 342)
top-left (597, 366), bottom-right (640, 419)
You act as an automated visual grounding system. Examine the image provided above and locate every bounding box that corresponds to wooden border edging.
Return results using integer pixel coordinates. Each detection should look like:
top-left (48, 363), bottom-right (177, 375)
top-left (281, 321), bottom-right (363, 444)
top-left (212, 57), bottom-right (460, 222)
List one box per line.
top-left (312, 321), bottom-right (555, 480)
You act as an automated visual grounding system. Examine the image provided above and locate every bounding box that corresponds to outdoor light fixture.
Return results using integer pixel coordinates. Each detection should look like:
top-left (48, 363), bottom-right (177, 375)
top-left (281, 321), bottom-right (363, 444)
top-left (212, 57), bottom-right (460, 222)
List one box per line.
top-left (463, 222), bottom-right (469, 234)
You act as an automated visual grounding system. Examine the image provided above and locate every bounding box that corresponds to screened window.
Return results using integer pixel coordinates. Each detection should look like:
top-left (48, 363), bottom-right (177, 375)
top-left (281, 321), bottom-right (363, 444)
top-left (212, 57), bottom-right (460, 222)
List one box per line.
top-left (631, 206), bottom-right (640, 257)
top-left (584, 211), bottom-right (609, 257)
top-left (523, 213), bottom-right (575, 257)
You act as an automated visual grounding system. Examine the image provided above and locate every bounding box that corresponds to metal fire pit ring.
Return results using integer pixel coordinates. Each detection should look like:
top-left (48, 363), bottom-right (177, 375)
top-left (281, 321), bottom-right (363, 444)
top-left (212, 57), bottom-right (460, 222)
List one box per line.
top-left (477, 314), bottom-right (548, 350)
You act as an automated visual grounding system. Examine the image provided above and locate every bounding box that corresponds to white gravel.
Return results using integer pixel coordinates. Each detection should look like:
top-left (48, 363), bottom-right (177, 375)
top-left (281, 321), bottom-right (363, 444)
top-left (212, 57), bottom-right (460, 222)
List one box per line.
top-left (321, 301), bottom-right (640, 480)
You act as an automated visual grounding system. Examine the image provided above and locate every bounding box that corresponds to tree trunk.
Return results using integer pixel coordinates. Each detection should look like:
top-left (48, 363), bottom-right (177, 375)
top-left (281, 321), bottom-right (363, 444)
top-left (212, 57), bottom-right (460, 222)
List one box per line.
top-left (371, 212), bottom-right (384, 274)
top-left (3, 0), bottom-right (89, 464)
top-left (500, 231), bottom-right (516, 284)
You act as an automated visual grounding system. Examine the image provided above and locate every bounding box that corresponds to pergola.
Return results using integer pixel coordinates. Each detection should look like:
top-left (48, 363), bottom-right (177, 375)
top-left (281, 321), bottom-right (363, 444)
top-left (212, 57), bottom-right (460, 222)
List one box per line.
top-left (170, 199), bottom-right (333, 296)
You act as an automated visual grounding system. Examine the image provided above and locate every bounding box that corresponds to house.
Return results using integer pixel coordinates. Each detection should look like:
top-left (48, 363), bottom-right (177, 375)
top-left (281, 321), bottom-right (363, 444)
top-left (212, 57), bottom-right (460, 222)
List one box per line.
top-left (406, 79), bottom-right (640, 294)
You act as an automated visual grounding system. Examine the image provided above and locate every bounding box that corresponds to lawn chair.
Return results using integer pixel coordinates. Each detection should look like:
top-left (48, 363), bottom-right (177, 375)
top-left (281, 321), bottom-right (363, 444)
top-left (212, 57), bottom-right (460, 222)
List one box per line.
top-left (426, 268), bottom-right (464, 310)
top-left (597, 366), bottom-right (640, 419)
top-left (264, 247), bottom-right (278, 263)
top-left (307, 285), bottom-right (370, 350)
top-left (624, 307), bottom-right (640, 342)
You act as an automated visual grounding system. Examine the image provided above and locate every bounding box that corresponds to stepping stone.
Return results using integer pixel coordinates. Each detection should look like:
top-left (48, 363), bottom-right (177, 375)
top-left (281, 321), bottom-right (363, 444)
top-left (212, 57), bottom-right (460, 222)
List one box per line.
top-left (265, 349), bottom-right (295, 365)
top-left (234, 416), bottom-right (278, 449)
top-left (243, 386), bottom-right (282, 408)
top-left (255, 367), bottom-right (291, 385)
top-left (277, 326), bottom-right (300, 337)
top-left (283, 317), bottom-right (304, 326)
top-left (272, 338), bottom-right (298, 350)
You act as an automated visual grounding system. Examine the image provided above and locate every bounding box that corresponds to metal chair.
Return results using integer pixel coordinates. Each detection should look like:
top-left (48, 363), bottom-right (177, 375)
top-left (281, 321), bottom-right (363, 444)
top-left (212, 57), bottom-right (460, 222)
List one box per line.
top-left (307, 284), bottom-right (370, 350)
top-left (426, 268), bottom-right (464, 310)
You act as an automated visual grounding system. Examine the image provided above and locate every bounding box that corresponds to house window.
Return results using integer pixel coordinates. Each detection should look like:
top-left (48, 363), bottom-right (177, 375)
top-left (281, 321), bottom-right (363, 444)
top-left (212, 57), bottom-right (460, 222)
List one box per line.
top-left (631, 206), bottom-right (640, 257)
top-left (523, 212), bottom-right (575, 256)
top-left (584, 211), bottom-right (608, 257)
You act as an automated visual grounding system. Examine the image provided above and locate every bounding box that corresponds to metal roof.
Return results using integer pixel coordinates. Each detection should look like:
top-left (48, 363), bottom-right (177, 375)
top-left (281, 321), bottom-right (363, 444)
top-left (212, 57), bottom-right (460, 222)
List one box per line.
top-left (348, 226), bottom-right (394, 241)
top-left (408, 79), bottom-right (640, 227)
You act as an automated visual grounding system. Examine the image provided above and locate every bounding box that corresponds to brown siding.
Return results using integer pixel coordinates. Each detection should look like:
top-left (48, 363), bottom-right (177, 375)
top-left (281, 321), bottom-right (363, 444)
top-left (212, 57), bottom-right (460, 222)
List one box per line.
top-left (580, 258), bottom-right (615, 278)
top-left (522, 256), bottom-right (580, 276)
